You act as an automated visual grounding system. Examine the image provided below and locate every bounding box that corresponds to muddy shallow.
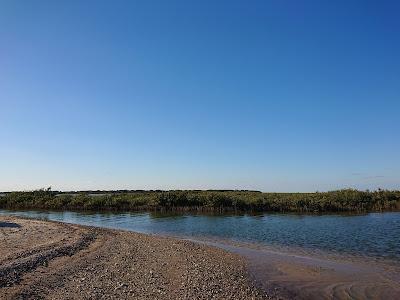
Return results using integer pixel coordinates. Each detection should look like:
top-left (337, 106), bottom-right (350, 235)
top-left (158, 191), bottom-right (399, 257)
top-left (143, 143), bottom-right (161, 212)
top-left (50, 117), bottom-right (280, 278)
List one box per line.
top-left (194, 238), bottom-right (400, 300)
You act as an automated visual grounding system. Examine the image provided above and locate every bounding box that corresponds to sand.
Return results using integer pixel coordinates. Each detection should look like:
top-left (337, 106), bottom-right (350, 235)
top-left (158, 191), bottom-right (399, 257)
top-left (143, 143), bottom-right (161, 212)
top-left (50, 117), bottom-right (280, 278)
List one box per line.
top-left (0, 216), bottom-right (266, 300)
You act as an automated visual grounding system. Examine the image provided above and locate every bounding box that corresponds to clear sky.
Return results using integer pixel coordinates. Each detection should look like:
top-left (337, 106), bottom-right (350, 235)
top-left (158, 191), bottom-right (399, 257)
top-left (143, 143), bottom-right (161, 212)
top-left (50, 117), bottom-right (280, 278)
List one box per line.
top-left (1, 0), bottom-right (399, 192)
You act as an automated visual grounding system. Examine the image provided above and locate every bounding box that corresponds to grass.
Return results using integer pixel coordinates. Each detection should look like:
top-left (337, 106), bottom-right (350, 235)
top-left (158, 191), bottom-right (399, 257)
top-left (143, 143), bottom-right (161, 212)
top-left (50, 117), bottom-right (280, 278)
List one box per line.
top-left (1, 188), bottom-right (399, 213)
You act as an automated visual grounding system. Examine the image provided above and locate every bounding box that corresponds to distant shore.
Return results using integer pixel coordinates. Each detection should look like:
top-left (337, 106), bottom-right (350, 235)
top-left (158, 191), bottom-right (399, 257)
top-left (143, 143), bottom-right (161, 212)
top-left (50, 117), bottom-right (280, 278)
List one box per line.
top-left (1, 189), bottom-right (399, 213)
top-left (0, 216), bottom-right (265, 300)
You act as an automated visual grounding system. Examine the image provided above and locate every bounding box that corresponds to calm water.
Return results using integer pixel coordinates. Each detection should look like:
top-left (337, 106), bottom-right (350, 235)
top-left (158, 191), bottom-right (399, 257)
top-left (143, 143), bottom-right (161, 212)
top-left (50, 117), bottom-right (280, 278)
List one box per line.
top-left (1, 210), bottom-right (399, 260)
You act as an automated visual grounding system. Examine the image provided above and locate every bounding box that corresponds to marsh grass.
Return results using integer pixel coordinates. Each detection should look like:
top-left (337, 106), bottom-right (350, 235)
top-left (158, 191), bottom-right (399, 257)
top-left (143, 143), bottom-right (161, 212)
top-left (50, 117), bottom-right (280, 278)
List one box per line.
top-left (1, 188), bottom-right (399, 213)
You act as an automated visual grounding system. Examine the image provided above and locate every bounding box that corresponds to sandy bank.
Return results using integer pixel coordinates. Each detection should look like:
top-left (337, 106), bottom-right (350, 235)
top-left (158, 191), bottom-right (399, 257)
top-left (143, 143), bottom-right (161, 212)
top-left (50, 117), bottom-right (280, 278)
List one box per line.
top-left (0, 216), bottom-right (266, 300)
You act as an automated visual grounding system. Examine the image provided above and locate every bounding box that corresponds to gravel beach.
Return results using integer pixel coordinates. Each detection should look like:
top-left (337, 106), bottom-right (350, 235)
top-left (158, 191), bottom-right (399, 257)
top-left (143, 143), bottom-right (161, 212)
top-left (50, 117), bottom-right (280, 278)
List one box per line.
top-left (0, 216), bottom-right (267, 300)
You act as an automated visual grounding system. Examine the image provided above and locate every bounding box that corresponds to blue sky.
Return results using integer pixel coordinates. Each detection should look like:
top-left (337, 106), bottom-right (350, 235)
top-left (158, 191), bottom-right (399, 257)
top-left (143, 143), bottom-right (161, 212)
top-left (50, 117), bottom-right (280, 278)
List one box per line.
top-left (1, 0), bottom-right (399, 192)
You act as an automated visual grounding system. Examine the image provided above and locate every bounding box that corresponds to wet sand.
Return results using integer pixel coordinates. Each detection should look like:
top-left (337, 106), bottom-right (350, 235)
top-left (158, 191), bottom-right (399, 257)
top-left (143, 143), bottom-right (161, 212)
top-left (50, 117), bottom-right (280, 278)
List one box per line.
top-left (0, 216), bottom-right (265, 299)
top-left (188, 238), bottom-right (400, 300)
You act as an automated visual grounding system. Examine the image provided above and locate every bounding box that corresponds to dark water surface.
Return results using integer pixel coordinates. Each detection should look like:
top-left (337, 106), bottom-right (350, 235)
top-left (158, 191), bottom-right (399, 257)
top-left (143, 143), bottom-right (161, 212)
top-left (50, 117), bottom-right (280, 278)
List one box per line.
top-left (1, 210), bottom-right (399, 261)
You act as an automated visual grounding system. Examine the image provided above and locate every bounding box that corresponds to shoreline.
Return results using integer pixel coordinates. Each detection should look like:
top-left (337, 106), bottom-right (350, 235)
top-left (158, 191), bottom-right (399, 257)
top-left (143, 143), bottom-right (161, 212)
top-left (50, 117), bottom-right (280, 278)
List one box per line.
top-left (0, 216), bottom-right (266, 300)
top-left (2, 209), bottom-right (399, 263)
top-left (1, 216), bottom-right (400, 299)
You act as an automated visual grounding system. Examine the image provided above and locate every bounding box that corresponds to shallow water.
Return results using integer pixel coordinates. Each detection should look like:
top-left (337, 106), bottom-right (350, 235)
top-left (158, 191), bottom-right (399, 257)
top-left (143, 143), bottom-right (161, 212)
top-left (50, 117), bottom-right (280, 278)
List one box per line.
top-left (1, 210), bottom-right (399, 261)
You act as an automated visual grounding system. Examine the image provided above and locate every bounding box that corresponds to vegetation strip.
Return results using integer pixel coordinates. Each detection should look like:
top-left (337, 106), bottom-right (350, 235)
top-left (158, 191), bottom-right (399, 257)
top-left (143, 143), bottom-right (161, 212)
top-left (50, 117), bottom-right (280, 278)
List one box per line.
top-left (1, 188), bottom-right (399, 212)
